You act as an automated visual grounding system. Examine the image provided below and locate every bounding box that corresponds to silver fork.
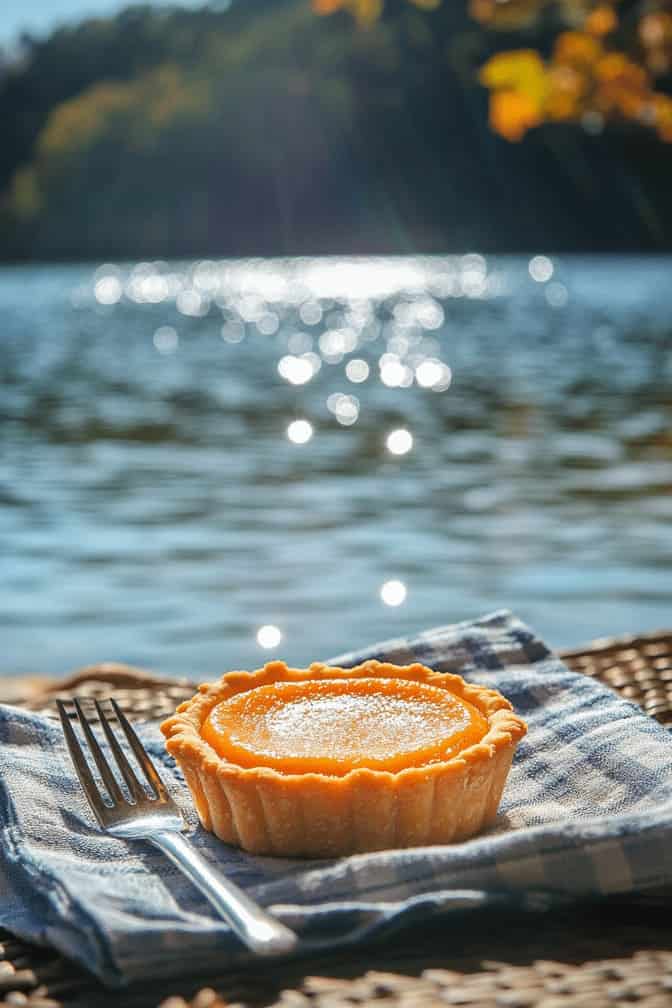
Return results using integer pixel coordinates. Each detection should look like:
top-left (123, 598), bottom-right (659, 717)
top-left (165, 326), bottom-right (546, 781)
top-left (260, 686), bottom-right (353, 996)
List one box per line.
top-left (57, 697), bottom-right (299, 957)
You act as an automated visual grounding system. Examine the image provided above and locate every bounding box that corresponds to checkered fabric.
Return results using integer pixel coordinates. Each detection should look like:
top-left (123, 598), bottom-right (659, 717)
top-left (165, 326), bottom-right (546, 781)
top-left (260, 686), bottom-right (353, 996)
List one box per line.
top-left (0, 611), bottom-right (670, 987)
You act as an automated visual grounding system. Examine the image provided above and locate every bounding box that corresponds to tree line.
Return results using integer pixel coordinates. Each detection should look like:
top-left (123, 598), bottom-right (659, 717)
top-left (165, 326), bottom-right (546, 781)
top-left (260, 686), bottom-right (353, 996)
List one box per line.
top-left (1, 0), bottom-right (671, 260)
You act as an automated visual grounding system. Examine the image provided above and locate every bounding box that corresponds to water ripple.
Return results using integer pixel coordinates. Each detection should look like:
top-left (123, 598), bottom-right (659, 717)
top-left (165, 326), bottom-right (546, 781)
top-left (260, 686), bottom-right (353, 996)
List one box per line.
top-left (1, 255), bottom-right (671, 675)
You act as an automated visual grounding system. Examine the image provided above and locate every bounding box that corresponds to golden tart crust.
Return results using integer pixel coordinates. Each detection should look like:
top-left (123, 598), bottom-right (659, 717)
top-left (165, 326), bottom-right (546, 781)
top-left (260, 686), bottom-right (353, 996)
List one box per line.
top-left (161, 659), bottom-right (526, 858)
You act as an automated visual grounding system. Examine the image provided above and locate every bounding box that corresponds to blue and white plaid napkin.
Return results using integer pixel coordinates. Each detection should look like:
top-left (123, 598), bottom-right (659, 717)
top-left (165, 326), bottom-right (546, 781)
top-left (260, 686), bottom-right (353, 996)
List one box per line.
top-left (1, 611), bottom-right (671, 987)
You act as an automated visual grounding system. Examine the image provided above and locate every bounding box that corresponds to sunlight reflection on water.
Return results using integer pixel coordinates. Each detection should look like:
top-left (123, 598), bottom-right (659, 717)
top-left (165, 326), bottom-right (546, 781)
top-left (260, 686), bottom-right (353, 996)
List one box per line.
top-left (1, 255), bottom-right (671, 675)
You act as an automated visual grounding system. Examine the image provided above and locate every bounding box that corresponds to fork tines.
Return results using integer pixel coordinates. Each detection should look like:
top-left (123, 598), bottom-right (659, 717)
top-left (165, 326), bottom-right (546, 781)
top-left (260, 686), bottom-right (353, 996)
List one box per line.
top-left (57, 697), bottom-right (168, 824)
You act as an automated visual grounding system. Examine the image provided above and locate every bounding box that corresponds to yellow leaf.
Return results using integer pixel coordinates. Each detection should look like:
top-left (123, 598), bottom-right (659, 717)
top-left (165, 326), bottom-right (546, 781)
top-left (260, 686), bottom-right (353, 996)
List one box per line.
top-left (554, 31), bottom-right (602, 67)
top-left (585, 5), bottom-right (617, 38)
top-left (479, 50), bottom-right (548, 107)
top-left (639, 13), bottom-right (672, 48)
top-left (489, 89), bottom-right (543, 141)
top-left (545, 65), bottom-right (587, 120)
top-left (595, 52), bottom-right (649, 94)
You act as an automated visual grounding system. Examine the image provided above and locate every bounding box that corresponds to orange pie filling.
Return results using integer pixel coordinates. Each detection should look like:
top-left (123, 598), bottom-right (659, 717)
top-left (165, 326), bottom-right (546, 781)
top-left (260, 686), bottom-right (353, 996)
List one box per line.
top-left (162, 660), bottom-right (527, 858)
top-left (202, 678), bottom-right (489, 775)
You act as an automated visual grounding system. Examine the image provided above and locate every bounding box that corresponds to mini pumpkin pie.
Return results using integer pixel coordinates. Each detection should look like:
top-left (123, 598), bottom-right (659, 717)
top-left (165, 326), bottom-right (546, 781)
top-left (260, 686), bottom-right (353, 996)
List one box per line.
top-left (161, 659), bottom-right (526, 858)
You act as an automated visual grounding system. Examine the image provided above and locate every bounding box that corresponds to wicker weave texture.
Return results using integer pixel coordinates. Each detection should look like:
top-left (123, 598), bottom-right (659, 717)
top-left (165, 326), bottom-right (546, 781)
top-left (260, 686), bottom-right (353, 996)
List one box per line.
top-left (161, 951), bottom-right (672, 1008)
top-left (561, 630), bottom-right (672, 727)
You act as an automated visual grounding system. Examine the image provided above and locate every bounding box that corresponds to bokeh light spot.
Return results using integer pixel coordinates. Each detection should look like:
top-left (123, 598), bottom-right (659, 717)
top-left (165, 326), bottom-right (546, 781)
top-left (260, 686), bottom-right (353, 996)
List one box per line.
top-left (256, 312), bottom-right (279, 335)
top-left (415, 358), bottom-right (452, 391)
top-left (529, 256), bottom-right (554, 283)
top-left (380, 357), bottom-right (409, 388)
top-left (257, 625), bottom-right (283, 649)
top-left (287, 419), bottom-right (313, 444)
top-left (177, 289), bottom-right (208, 317)
top-left (221, 320), bottom-right (245, 343)
top-left (380, 580), bottom-right (407, 606)
top-left (345, 359), bottom-right (370, 383)
top-left (153, 326), bottom-right (179, 354)
top-left (278, 355), bottom-right (314, 385)
top-left (94, 275), bottom-right (122, 305)
top-left (386, 428), bottom-right (413, 455)
top-left (300, 301), bottom-right (323, 326)
top-left (334, 394), bottom-right (360, 426)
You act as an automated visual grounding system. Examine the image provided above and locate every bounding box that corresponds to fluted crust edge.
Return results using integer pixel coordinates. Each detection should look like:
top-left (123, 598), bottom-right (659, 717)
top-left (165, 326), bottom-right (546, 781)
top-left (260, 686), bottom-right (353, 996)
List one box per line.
top-left (161, 659), bottom-right (526, 857)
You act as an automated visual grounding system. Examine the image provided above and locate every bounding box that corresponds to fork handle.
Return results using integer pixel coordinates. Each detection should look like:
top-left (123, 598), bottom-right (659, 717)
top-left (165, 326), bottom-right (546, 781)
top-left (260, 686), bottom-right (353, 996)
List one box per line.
top-left (150, 831), bottom-right (299, 957)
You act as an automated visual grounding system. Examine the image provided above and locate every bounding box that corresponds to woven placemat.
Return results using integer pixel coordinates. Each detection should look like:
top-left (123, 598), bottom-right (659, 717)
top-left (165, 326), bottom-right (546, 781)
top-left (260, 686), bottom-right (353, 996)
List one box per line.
top-left (1, 633), bottom-right (671, 1008)
top-left (560, 629), bottom-right (672, 728)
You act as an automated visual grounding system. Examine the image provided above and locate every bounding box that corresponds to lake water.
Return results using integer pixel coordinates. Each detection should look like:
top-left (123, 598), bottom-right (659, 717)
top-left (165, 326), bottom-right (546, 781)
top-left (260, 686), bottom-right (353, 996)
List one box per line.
top-left (1, 255), bottom-right (671, 678)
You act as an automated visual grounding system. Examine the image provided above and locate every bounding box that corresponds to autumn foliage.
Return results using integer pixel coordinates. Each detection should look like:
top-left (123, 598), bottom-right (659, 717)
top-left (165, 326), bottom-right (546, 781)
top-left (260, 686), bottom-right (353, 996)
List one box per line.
top-left (313, 0), bottom-right (672, 142)
top-left (479, 4), bottom-right (672, 143)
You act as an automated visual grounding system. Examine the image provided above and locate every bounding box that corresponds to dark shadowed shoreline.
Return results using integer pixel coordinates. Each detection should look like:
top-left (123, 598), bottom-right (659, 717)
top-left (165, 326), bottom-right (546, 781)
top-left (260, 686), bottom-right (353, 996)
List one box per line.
top-left (2, 3), bottom-right (672, 263)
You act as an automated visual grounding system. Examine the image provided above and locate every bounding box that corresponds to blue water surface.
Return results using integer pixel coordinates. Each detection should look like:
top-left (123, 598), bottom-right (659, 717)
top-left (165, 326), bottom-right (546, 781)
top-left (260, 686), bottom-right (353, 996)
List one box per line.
top-left (1, 255), bottom-right (671, 676)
